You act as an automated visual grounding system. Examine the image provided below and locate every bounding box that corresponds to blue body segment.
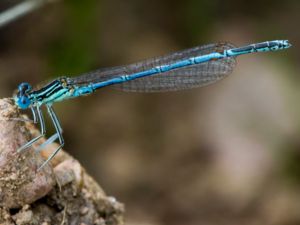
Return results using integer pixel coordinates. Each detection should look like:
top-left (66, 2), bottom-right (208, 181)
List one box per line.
top-left (66, 40), bottom-right (290, 94)
top-left (88, 52), bottom-right (222, 90)
top-left (15, 40), bottom-right (291, 107)
top-left (13, 39), bottom-right (291, 170)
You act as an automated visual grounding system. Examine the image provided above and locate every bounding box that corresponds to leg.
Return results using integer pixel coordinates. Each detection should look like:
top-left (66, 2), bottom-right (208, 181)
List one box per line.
top-left (17, 106), bottom-right (46, 152)
top-left (35, 133), bottom-right (59, 152)
top-left (31, 107), bottom-right (38, 124)
top-left (35, 105), bottom-right (63, 152)
top-left (37, 104), bottom-right (64, 171)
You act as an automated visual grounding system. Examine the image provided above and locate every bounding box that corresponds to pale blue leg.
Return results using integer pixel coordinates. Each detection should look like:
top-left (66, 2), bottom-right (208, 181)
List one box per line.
top-left (17, 106), bottom-right (46, 152)
top-left (35, 104), bottom-right (63, 152)
top-left (38, 104), bottom-right (64, 171)
top-left (30, 107), bottom-right (38, 124)
top-left (35, 133), bottom-right (59, 152)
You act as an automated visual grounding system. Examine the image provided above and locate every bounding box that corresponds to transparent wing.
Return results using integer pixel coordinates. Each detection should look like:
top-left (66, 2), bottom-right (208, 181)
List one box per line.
top-left (67, 42), bottom-right (236, 92)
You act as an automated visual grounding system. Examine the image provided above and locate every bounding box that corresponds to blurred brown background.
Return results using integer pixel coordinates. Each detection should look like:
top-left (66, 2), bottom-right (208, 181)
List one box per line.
top-left (0, 0), bottom-right (300, 224)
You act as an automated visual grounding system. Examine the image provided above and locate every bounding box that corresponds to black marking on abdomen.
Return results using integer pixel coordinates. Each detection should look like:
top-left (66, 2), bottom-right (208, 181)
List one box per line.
top-left (230, 45), bottom-right (253, 53)
top-left (254, 42), bottom-right (269, 49)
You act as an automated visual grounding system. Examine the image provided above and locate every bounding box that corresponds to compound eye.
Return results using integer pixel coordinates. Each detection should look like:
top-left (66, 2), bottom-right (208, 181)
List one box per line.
top-left (18, 82), bottom-right (32, 93)
top-left (17, 96), bottom-right (31, 109)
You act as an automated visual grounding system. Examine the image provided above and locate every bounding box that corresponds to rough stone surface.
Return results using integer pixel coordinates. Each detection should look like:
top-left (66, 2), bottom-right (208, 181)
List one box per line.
top-left (0, 98), bottom-right (124, 225)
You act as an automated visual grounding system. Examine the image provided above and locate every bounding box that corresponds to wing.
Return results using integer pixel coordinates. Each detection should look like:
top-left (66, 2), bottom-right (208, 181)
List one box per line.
top-left (67, 42), bottom-right (236, 92)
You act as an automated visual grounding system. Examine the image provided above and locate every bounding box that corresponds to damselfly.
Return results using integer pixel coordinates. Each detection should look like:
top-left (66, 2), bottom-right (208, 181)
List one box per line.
top-left (14, 40), bottom-right (291, 170)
